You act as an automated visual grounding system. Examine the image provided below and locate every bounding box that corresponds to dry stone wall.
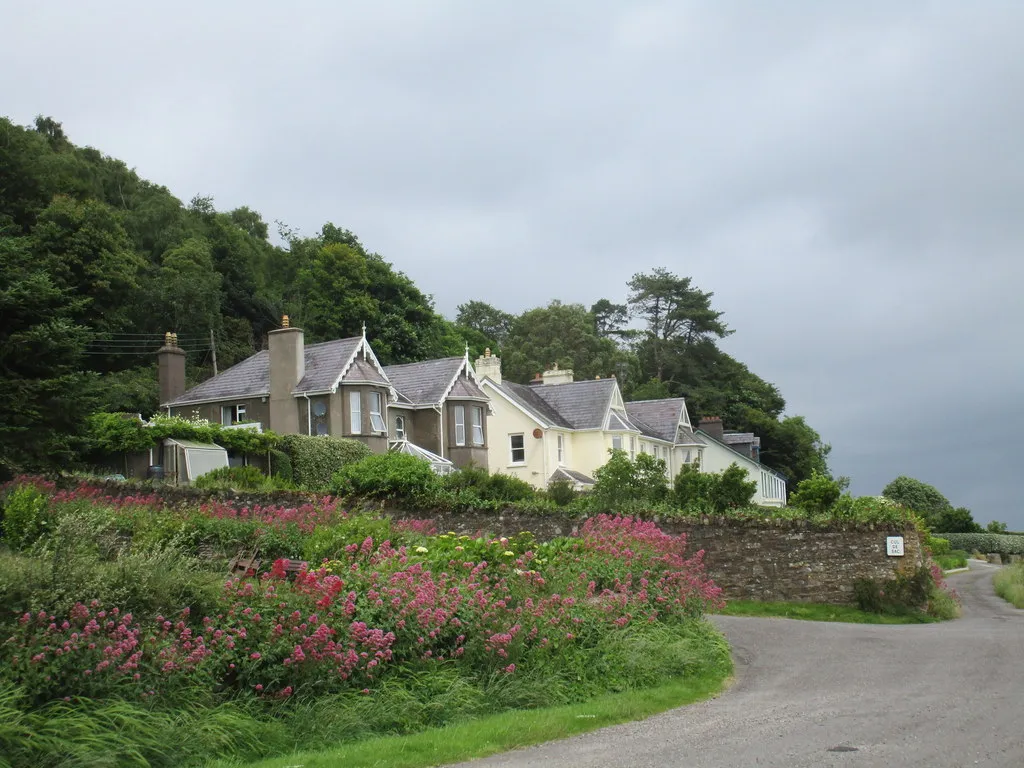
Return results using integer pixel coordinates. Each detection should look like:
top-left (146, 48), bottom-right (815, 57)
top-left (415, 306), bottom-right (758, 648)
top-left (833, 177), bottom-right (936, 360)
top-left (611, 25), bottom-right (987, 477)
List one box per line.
top-left (59, 480), bottom-right (924, 605)
top-left (391, 508), bottom-right (925, 605)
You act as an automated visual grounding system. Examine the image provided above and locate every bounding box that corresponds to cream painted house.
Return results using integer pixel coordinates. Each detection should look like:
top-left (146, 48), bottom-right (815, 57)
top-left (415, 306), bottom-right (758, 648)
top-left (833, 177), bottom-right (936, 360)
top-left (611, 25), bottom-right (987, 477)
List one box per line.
top-left (475, 350), bottom-right (786, 506)
top-left (476, 351), bottom-right (703, 490)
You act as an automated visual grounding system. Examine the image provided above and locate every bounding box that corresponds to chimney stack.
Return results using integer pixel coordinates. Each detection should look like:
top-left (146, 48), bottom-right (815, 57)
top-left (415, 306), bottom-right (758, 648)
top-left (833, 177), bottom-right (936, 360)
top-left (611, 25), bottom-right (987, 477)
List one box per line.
top-left (475, 347), bottom-right (502, 385)
top-left (541, 361), bottom-right (574, 385)
top-left (157, 331), bottom-right (186, 406)
top-left (268, 315), bottom-right (304, 434)
top-left (698, 416), bottom-right (724, 442)
top-left (529, 372), bottom-right (544, 386)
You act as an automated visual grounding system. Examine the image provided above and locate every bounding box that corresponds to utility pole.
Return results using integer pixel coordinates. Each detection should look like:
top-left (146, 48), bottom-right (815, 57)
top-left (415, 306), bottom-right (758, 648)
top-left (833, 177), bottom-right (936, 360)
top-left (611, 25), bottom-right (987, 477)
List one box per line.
top-left (210, 329), bottom-right (218, 376)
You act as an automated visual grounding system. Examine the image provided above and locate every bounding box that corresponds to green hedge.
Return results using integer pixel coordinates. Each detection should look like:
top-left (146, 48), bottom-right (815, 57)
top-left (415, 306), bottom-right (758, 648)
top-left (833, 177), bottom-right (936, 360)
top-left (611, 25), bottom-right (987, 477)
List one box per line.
top-left (85, 413), bottom-right (282, 455)
top-left (942, 532), bottom-right (1024, 556)
top-left (280, 434), bottom-right (370, 490)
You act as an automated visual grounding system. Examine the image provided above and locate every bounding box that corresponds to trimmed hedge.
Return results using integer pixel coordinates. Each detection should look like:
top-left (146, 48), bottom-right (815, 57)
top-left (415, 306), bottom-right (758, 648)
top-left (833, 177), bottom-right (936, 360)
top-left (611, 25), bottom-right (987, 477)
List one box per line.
top-left (280, 434), bottom-right (370, 490)
top-left (942, 532), bottom-right (1024, 556)
top-left (85, 413), bottom-right (282, 455)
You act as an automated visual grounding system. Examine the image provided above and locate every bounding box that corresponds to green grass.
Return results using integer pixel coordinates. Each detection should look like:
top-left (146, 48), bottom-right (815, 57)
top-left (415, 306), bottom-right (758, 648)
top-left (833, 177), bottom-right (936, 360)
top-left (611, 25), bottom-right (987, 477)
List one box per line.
top-left (211, 663), bottom-right (732, 768)
top-left (714, 599), bottom-right (938, 624)
top-left (934, 551), bottom-right (969, 571)
top-left (993, 562), bottom-right (1024, 609)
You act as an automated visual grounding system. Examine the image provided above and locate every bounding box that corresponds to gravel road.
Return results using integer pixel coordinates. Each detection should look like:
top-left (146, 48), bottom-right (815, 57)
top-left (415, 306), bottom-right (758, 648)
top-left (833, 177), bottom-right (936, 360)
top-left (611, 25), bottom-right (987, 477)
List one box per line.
top-left (449, 562), bottom-right (1024, 768)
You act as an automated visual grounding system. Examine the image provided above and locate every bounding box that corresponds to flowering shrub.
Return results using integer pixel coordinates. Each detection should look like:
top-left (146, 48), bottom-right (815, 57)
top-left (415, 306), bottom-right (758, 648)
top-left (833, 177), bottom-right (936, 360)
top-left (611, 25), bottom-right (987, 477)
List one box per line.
top-left (1, 505), bottom-right (722, 706)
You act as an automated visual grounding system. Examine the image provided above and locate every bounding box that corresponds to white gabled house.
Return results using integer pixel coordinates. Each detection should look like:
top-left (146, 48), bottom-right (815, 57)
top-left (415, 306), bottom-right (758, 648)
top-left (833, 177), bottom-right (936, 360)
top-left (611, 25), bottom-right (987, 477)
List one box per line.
top-left (475, 350), bottom-right (786, 505)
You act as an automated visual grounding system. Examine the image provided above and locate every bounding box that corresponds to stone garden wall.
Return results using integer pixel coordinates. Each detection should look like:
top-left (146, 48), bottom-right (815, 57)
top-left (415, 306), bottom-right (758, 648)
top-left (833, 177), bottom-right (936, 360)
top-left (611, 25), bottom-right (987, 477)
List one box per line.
top-left (62, 479), bottom-right (924, 605)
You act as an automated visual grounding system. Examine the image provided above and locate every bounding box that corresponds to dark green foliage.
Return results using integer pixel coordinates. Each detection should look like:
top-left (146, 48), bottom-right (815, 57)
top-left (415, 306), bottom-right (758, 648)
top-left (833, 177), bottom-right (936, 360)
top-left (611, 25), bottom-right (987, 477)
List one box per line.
top-left (279, 434), bottom-right (370, 490)
top-left (441, 466), bottom-right (536, 504)
top-left (193, 466), bottom-right (278, 491)
top-left (0, 485), bottom-right (52, 550)
top-left (331, 453), bottom-right (440, 500)
top-left (591, 451), bottom-right (670, 512)
top-left (84, 413), bottom-right (282, 456)
top-left (788, 472), bottom-right (844, 515)
top-left (503, 301), bottom-right (630, 382)
top-left (269, 449), bottom-right (293, 483)
top-left (881, 476), bottom-right (981, 533)
top-left (546, 479), bottom-right (577, 507)
top-left (673, 462), bottom-right (756, 514)
top-left (854, 567), bottom-right (934, 615)
top-left (987, 520), bottom-right (1008, 533)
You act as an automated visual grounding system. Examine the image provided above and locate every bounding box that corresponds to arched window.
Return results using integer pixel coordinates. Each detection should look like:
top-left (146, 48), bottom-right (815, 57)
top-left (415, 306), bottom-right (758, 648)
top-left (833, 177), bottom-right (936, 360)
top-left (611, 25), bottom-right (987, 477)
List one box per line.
top-left (395, 415), bottom-right (406, 440)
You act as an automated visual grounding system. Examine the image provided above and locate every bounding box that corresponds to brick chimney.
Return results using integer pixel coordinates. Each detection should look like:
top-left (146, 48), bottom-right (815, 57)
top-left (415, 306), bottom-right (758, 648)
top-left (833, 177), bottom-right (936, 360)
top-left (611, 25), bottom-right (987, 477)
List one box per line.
top-left (541, 361), bottom-right (574, 385)
top-left (699, 416), bottom-right (724, 442)
top-left (529, 372), bottom-right (544, 386)
top-left (475, 347), bottom-right (502, 385)
top-left (157, 332), bottom-right (186, 406)
top-left (268, 315), bottom-right (304, 434)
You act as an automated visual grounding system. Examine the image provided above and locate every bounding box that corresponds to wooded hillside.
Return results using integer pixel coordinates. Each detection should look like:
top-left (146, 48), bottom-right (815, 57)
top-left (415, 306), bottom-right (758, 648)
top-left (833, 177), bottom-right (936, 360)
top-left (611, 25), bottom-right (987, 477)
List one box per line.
top-left (0, 116), bottom-right (830, 485)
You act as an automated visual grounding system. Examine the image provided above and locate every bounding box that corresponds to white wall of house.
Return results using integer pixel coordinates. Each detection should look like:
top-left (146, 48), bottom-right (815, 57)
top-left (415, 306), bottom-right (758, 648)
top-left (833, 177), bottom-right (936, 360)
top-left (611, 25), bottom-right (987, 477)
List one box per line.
top-left (483, 393), bottom-right (548, 487)
top-left (698, 437), bottom-right (785, 506)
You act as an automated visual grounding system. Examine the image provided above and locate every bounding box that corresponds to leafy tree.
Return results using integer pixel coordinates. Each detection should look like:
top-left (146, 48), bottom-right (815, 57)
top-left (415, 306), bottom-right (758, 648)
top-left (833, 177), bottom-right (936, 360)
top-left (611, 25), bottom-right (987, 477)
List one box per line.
top-left (590, 299), bottom-right (629, 339)
top-left (788, 472), bottom-right (846, 515)
top-left (592, 450), bottom-right (668, 510)
top-left (229, 206), bottom-right (269, 241)
top-left (455, 300), bottom-right (513, 345)
top-left (0, 236), bottom-right (94, 475)
top-left (503, 300), bottom-right (629, 382)
top-left (881, 476), bottom-right (952, 518)
top-left (627, 268), bottom-right (732, 381)
top-left (987, 520), bottom-right (1009, 533)
top-left (934, 507), bottom-right (982, 534)
top-left (154, 237), bottom-right (221, 332)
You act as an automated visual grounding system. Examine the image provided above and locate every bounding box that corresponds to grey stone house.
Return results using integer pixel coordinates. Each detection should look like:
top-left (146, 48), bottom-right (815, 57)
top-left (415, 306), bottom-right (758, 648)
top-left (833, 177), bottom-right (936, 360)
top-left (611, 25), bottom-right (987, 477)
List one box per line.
top-left (158, 318), bottom-right (489, 470)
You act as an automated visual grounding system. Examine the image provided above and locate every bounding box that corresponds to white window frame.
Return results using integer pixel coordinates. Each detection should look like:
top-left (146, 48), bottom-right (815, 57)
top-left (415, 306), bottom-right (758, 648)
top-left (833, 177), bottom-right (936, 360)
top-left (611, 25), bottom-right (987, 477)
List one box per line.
top-left (394, 415), bottom-right (406, 440)
top-left (509, 433), bottom-right (525, 464)
top-left (369, 391), bottom-right (386, 433)
top-left (471, 406), bottom-right (484, 446)
top-left (557, 434), bottom-right (564, 465)
top-left (221, 403), bottom-right (246, 425)
top-left (454, 405), bottom-right (466, 446)
top-left (349, 391), bottom-right (362, 434)
top-left (611, 435), bottom-right (623, 451)
top-left (629, 436), bottom-right (636, 460)
top-left (653, 444), bottom-right (660, 460)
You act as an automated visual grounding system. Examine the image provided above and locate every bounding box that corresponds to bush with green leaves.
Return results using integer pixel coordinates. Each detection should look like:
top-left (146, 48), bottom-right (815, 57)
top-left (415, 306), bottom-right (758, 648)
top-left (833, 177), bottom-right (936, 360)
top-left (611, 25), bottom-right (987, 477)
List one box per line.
top-left (853, 567), bottom-right (934, 615)
top-left (331, 452), bottom-right (439, 501)
top-left (0, 485), bottom-right (51, 551)
top-left (281, 434), bottom-right (371, 490)
top-left (788, 472), bottom-right (844, 515)
top-left (546, 479), bottom-right (577, 507)
top-left (673, 462), bottom-right (756, 514)
top-left (441, 466), bottom-right (536, 505)
top-left (193, 465), bottom-right (271, 491)
top-left (940, 532), bottom-right (1024, 556)
top-left (269, 449), bottom-right (293, 482)
top-left (591, 450), bottom-right (669, 512)
top-left (85, 412), bottom-right (282, 456)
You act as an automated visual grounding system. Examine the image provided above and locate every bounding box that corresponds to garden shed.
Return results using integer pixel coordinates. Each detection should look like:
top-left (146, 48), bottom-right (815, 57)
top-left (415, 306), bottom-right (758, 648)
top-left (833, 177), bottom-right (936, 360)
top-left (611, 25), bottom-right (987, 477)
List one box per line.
top-left (163, 438), bottom-right (229, 482)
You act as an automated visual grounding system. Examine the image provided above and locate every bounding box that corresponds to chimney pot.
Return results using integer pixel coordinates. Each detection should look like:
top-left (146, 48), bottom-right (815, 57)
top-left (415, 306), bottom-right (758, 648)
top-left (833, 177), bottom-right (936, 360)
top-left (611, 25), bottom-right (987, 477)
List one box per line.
top-left (282, 314), bottom-right (290, 328)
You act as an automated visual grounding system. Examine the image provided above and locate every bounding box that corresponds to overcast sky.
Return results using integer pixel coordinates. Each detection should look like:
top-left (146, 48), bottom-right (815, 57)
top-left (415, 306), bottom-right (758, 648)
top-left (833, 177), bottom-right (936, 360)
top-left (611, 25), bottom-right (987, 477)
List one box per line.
top-left (4, 1), bottom-right (1023, 527)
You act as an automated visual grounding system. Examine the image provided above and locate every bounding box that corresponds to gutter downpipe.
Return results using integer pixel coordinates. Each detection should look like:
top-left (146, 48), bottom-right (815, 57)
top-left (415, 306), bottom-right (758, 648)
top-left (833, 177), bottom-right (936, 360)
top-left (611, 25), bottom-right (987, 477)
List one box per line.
top-left (301, 393), bottom-right (312, 435)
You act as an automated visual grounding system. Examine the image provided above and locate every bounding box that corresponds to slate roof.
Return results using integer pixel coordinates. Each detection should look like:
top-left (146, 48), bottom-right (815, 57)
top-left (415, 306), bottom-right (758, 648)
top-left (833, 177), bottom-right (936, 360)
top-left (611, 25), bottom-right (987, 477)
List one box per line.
top-left (493, 381), bottom-right (573, 428)
top-left (295, 338), bottom-right (362, 392)
top-left (165, 338), bottom-right (363, 407)
top-left (166, 351), bottom-right (270, 406)
top-left (448, 377), bottom-right (488, 400)
top-left (549, 467), bottom-right (596, 485)
top-left (529, 378), bottom-right (617, 429)
top-left (383, 358), bottom-right (466, 405)
top-left (626, 399), bottom-right (685, 442)
top-left (343, 357), bottom-right (389, 385)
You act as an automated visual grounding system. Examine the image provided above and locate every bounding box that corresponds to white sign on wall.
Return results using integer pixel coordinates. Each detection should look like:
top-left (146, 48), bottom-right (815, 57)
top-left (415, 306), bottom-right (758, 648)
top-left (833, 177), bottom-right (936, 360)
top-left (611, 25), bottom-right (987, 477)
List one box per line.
top-left (886, 536), bottom-right (905, 557)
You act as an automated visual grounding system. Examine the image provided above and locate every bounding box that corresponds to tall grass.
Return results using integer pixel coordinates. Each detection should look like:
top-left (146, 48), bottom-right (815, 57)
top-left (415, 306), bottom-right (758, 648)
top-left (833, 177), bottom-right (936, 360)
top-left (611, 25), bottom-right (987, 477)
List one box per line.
top-left (993, 562), bottom-right (1024, 608)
